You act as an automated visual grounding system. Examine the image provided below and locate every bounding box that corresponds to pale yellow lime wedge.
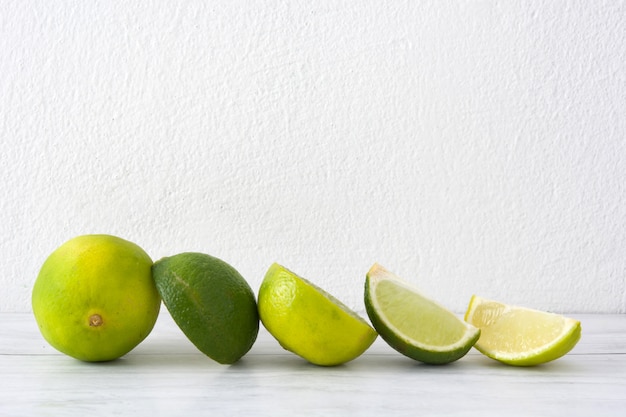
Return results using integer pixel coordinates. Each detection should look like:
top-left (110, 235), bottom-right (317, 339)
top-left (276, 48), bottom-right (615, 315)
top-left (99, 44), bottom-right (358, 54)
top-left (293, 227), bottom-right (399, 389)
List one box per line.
top-left (464, 295), bottom-right (582, 366)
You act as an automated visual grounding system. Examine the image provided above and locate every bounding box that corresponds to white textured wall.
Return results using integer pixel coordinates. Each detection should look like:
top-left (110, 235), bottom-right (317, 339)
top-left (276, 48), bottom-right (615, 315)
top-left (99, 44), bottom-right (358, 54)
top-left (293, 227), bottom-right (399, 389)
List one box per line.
top-left (2, 1), bottom-right (625, 313)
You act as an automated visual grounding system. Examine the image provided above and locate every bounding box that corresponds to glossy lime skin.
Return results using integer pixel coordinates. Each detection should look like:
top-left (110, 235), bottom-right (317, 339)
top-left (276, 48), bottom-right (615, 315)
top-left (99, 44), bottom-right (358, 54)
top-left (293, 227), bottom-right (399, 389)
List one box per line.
top-left (258, 263), bottom-right (377, 366)
top-left (152, 252), bottom-right (259, 364)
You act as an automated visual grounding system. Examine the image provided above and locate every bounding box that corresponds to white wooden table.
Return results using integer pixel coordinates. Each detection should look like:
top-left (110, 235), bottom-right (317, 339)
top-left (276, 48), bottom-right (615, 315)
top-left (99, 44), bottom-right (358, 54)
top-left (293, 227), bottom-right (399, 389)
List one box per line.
top-left (1, 312), bottom-right (624, 416)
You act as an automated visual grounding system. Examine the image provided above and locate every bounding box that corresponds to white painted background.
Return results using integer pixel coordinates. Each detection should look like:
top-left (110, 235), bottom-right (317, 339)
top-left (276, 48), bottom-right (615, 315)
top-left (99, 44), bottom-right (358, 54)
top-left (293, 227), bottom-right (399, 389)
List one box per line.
top-left (1, 1), bottom-right (625, 313)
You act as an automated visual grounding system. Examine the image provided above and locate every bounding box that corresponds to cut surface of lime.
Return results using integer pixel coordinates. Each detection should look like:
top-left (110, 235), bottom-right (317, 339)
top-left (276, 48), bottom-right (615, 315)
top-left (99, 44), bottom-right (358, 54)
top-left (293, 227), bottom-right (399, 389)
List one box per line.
top-left (152, 252), bottom-right (259, 364)
top-left (364, 264), bottom-right (479, 364)
top-left (464, 295), bottom-right (581, 366)
top-left (258, 263), bottom-right (377, 366)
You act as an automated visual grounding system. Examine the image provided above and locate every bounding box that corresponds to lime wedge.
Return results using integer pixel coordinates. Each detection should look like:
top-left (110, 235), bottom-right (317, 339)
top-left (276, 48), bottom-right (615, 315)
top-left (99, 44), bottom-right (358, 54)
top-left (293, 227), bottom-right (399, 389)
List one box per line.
top-left (258, 263), bottom-right (377, 366)
top-left (464, 295), bottom-right (581, 366)
top-left (364, 264), bottom-right (480, 364)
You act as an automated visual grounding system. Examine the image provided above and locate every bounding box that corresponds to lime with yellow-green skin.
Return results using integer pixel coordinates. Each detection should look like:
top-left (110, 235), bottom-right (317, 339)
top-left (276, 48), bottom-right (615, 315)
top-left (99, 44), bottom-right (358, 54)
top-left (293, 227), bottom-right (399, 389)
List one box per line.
top-left (32, 234), bottom-right (161, 361)
top-left (258, 263), bottom-right (377, 366)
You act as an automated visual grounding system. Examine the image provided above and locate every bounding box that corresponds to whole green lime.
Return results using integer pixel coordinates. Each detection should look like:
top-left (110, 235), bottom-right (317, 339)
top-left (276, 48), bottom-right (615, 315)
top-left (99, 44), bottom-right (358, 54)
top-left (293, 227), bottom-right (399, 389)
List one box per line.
top-left (152, 252), bottom-right (259, 364)
top-left (32, 234), bottom-right (161, 361)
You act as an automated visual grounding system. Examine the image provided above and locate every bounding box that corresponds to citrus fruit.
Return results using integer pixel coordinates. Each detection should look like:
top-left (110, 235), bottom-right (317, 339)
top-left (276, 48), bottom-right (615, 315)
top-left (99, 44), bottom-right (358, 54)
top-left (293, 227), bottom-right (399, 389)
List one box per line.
top-left (464, 295), bottom-right (582, 366)
top-left (364, 263), bottom-right (480, 364)
top-left (258, 263), bottom-right (377, 366)
top-left (32, 234), bottom-right (161, 362)
top-left (152, 252), bottom-right (259, 364)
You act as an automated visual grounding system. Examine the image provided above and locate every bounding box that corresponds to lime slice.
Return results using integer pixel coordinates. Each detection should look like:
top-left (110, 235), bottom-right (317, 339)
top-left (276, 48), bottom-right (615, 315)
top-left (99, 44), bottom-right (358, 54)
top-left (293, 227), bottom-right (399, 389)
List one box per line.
top-left (258, 263), bottom-right (377, 366)
top-left (152, 253), bottom-right (259, 364)
top-left (364, 263), bottom-right (480, 364)
top-left (464, 295), bottom-right (581, 366)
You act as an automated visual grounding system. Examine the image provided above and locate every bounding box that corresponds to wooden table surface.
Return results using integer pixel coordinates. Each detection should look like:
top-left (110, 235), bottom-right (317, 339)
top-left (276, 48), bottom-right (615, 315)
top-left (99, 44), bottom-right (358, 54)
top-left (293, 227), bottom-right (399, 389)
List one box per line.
top-left (1, 312), bottom-right (624, 416)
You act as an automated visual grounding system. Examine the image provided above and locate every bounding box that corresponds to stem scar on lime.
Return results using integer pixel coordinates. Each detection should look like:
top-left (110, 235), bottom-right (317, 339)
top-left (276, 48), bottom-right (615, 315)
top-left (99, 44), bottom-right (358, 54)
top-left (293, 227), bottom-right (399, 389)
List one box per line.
top-left (89, 314), bottom-right (103, 327)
